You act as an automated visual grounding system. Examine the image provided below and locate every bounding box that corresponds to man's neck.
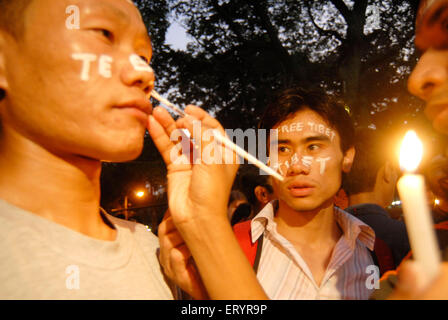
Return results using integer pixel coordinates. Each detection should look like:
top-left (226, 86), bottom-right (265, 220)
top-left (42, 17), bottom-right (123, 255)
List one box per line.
top-left (273, 199), bottom-right (342, 286)
top-left (0, 128), bottom-right (116, 241)
top-left (273, 199), bottom-right (341, 246)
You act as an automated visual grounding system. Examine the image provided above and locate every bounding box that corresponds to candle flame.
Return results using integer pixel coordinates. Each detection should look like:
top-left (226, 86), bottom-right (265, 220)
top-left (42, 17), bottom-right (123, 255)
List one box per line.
top-left (399, 130), bottom-right (423, 172)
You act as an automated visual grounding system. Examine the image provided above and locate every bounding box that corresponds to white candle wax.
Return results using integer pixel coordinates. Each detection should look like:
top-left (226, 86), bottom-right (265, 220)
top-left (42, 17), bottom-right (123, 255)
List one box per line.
top-left (397, 173), bottom-right (441, 285)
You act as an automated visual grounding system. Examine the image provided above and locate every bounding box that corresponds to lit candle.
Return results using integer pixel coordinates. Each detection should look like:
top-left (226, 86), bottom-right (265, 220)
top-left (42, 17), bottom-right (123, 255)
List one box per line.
top-left (397, 130), bottom-right (441, 287)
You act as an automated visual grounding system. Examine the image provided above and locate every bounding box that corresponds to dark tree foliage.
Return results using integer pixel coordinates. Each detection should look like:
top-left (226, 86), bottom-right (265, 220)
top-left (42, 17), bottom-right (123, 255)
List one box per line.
top-left (100, 0), bottom-right (171, 211)
top-left (100, 132), bottom-right (168, 212)
top-left (101, 0), bottom-right (429, 213)
top-left (157, 0), bottom-right (424, 130)
top-left (132, 0), bottom-right (171, 90)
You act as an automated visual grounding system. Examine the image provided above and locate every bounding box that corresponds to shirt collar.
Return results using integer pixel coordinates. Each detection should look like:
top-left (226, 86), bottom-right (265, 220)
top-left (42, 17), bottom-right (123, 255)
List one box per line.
top-left (333, 206), bottom-right (376, 251)
top-left (250, 200), bottom-right (277, 243)
top-left (250, 201), bottom-right (375, 251)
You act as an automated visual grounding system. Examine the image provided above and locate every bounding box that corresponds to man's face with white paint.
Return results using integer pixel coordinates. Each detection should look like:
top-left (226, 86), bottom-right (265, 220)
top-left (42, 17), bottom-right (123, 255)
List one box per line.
top-left (0, 0), bottom-right (154, 162)
top-left (270, 108), bottom-right (354, 212)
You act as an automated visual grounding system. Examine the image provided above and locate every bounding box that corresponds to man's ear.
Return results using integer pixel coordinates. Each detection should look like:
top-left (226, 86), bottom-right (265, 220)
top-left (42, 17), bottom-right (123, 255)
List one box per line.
top-left (383, 161), bottom-right (397, 184)
top-left (342, 146), bottom-right (355, 173)
top-left (254, 186), bottom-right (270, 205)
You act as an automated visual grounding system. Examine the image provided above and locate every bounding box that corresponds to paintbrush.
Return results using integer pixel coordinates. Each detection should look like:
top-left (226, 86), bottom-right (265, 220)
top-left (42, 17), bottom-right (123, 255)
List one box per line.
top-left (150, 90), bottom-right (284, 182)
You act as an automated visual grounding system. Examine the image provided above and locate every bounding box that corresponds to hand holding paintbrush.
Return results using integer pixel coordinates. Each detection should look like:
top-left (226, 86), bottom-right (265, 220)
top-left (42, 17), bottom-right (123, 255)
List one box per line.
top-left (150, 90), bottom-right (284, 182)
top-left (148, 102), bottom-right (268, 299)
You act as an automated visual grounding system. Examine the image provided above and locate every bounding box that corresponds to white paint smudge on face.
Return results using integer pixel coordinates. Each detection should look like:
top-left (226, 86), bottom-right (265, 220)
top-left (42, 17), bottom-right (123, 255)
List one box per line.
top-left (316, 157), bottom-right (331, 175)
top-left (290, 154), bottom-right (313, 168)
top-left (301, 156), bottom-right (313, 167)
top-left (72, 53), bottom-right (153, 82)
top-left (291, 153), bottom-right (299, 166)
top-left (307, 122), bottom-right (336, 141)
top-left (72, 53), bottom-right (97, 81)
top-left (129, 54), bottom-right (153, 73)
top-left (270, 155), bottom-right (331, 176)
top-left (280, 161), bottom-right (290, 176)
top-left (72, 53), bottom-right (113, 81)
top-left (279, 121), bottom-right (336, 141)
top-left (98, 55), bottom-right (113, 78)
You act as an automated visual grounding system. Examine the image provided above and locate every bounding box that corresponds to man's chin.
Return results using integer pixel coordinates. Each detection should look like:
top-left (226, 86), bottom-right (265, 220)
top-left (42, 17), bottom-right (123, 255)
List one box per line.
top-left (92, 142), bottom-right (144, 163)
top-left (101, 149), bottom-right (143, 163)
top-left (280, 194), bottom-right (336, 213)
top-left (282, 198), bottom-right (320, 212)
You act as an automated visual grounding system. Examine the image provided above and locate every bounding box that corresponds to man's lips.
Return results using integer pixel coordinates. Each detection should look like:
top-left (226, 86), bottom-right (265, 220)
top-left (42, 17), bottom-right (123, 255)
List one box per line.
top-left (114, 99), bottom-right (152, 123)
top-left (115, 99), bottom-right (152, 115)
top-left (287, 182), bottom-right (315, 197)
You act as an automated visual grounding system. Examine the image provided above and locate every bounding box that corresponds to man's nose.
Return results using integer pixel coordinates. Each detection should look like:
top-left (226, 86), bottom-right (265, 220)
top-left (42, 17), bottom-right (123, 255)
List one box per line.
top-left (408, 49), bottom-right (448, 101)
top-left (121, 59), bottom-right (155, 95)
top-left (286, 154), bottom-right (311, 176)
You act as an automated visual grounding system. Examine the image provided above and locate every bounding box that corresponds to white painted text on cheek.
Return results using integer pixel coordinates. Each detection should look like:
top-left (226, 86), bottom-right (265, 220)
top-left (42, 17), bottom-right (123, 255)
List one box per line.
top-left (72, 53), bottom-right (113, 81)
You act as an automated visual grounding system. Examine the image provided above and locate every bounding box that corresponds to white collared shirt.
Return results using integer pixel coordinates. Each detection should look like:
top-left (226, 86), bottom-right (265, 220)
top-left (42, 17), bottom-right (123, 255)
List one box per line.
top-left (251, 201), bottom-right (376, 300)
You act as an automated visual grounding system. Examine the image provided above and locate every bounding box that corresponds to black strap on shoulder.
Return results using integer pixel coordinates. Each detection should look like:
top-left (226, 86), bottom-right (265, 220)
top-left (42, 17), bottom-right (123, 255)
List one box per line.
top-left (253, 234), bottom-right (264, 273)
top-left (369, 249), bottom-right (379, 270)
top-left (370, 237), bottom-right (397, 276)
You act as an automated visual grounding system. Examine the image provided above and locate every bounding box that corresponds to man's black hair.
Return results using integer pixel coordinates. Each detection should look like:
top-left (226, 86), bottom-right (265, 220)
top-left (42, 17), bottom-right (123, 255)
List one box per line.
top-left (0, 0), bottom-right (32, 105)
top-left (343, 128), bottom-right (395, 196)
top-left (239, 166), bottom-right (273, 207)
top-left (258, 86), bottom-right (354, 153)
top-left (0, 0), bottom-right (32, 38)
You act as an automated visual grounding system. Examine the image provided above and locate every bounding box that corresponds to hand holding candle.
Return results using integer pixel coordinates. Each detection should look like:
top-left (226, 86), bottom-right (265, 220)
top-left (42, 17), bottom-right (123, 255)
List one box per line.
top-left (397, 130), bottom-right (441, 288)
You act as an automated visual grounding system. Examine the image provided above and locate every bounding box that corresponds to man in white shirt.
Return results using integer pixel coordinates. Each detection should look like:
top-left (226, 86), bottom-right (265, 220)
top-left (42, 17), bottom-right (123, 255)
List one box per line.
top-left (161, 87), bottom-right (380, 300)
top-left (247, 87), bottom-right (375, 299)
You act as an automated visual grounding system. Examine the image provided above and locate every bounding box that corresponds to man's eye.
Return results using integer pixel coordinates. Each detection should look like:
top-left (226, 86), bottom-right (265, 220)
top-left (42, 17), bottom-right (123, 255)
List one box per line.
top-left (93, 28), bottom-right (114, 42)
top-left (278, 146), bottom-right (290, 153)
top-left (308, 144), bottom-right (320, 151)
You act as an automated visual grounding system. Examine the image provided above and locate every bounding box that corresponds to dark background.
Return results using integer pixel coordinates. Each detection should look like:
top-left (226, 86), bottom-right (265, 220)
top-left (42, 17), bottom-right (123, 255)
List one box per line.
top-left (100, 0), bottom-right (433, 230)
